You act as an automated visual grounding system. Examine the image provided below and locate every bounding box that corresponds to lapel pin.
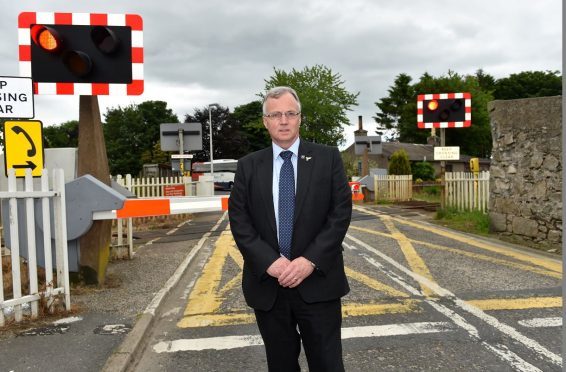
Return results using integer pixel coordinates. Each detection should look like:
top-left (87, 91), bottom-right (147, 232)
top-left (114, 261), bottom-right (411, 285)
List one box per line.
top-left (305, 156), bottom-right (312, 162)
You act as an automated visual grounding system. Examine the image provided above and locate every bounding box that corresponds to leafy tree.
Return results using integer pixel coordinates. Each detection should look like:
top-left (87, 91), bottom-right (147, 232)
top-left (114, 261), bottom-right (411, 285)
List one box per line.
top-left (388, 149), bottom-right (411, 175)
top-left (184, 105), bottom-right (249, 162)
top-left (262, 65), bottom-right (359, 146)
top-left (104, 101), bottom-right (178, 175)
top-left (232, 100), bottom-right (269, 152)
top-left (493, 70), bottom-right (562, 100)
top-left (43, 120), bottom-right (79, 148)
top-left (411, 161), bottom-right (435, 181)
top-left (374, 73), bottom-right (414, 137)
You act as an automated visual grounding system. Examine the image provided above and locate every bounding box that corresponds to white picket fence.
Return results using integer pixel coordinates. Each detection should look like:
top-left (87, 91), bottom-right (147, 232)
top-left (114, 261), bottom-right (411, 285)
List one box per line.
top-left (112, 174), bottom-right (202, 258)
top-left (0, 169), bottom-right (70, 326)
top-left (444, 171), bottom-right (490, 212)
top-left (373, 175), bottom-right (413, 202)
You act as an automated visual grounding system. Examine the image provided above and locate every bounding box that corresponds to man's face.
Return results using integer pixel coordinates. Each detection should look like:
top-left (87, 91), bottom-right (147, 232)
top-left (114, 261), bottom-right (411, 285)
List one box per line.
top-left (263, 92), bottom-right (301, 149)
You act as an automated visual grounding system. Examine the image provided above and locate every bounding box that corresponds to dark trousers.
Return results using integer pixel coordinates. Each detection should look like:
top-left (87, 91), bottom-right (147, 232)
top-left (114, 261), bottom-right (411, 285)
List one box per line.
top-left (254, 287), bottom-right (344, 372)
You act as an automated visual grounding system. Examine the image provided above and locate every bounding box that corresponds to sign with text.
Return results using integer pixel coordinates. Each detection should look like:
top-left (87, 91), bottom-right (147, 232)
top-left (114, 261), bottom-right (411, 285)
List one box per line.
top-left (0, 76), bottom-right (34, 118)
top-left (3, 120), bottom-right (44, 177)
top-left (434, 146), bottom-right (460, 161)
top-left (163, 184), bottom-right (185, 197)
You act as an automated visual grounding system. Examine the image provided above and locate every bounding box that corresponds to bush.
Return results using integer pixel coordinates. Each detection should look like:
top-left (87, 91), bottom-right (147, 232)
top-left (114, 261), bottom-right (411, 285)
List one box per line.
top-left (411, 161), bottom-right (435, 181)
top-left (388, 149), bottom-right (411, 175)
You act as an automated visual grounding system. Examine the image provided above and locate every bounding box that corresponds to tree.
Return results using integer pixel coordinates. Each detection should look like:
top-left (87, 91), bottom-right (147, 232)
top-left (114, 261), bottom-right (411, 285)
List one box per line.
top-left (185, 105), bottom-right (249, 162)
top-left (411, 161), bottom-right (435, 181)
top-left (493, 70), bottom-right (562, 100)
top-left (104, 101), bottom-right (178, 175)
top-left (374, 73), bottom-right (414, 137)
top-left (232, 101), bottom-right (270, 152)
top-left (388, 149), bottom-right (411, 175)
top-left (43, 120), bottom-right (79, 148)
top-left (262, 65), bottom-right (359, 146)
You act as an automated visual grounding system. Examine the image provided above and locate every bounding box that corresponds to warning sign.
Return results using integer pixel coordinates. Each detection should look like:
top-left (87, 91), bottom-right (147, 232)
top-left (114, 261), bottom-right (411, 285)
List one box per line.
top-left (0, 76), bottom-right (34, 118)
top-left (3, 120), bottom-right (44, 177)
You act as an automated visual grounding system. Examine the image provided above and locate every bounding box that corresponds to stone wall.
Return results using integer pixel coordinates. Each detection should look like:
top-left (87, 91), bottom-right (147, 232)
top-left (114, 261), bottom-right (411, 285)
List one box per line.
top-left (488, 96), bottom-right (562, 250)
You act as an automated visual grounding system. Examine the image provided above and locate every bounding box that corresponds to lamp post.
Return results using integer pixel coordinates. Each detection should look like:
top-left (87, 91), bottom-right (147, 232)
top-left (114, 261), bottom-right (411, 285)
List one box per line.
top-left (208, 103), bottom-right (220, 176)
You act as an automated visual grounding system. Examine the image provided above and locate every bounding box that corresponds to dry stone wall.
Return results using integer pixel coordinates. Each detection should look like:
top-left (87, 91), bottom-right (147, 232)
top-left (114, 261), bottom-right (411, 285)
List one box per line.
top-left (488, 96), bottom-right (562, 250)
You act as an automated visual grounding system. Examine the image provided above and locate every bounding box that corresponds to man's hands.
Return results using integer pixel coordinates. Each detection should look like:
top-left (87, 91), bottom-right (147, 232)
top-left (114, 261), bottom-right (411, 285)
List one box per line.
top-left (267, 256), bottom-right (315, 288)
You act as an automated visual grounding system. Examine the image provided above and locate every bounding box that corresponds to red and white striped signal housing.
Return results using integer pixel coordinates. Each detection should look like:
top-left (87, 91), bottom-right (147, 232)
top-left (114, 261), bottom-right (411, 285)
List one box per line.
top-left (18, 12), bottom-right (144, 95)
top-left (417, 93), bottom-right (471, 128)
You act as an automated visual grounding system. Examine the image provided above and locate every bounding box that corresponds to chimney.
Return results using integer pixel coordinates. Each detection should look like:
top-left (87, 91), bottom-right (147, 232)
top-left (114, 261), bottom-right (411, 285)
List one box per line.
top-left (354, 115), bottom-right (368, 136)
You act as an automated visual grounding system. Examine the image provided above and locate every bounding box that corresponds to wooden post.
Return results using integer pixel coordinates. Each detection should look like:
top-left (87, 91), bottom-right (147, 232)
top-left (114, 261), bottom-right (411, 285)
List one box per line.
top-left (77, 95), bottom-right (112, 285)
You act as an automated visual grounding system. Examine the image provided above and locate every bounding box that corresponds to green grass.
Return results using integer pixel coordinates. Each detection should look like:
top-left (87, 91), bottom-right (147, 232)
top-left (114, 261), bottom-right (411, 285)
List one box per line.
top-left (434, 207), bottom-right (490, 235)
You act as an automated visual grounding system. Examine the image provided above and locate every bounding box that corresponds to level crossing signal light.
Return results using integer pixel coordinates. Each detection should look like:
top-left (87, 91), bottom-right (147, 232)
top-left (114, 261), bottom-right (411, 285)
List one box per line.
top-left (29, 24), bottom-right (132, 84)
top-left (417, 93), bottom-right (471, 128)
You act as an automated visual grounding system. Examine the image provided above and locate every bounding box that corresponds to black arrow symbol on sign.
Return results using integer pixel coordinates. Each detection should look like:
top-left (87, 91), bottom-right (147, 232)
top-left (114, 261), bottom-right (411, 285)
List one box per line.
top-left (12, 161), bottom-right (37, 170)
top-left (12, 125), bottom-right (37, 157)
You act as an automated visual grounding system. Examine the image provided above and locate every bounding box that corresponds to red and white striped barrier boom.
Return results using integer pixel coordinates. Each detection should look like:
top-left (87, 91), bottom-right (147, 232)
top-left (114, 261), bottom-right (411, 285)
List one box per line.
top-left (92, 196), bottom-right (229, 220)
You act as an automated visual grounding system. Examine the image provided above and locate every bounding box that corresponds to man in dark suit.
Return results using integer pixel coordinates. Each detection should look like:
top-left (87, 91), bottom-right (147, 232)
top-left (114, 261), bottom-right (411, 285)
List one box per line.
top-left (229, 86), bottom-right (352, 371)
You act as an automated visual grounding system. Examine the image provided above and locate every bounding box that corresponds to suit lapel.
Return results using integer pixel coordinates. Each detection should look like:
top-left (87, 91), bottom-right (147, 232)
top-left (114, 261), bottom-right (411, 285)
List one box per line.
top-left (258, 148), bottom-right (277, 235)
top-left (294, 141), bottom-right (313, 223)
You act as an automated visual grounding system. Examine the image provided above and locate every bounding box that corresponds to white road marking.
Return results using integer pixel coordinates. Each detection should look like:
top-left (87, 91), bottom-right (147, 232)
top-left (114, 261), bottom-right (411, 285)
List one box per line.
top-left (518, 317), bottom-right (562, 328)
top-left (346, 233), bottom-right (559, 370)
top-left (53, 316), bottom-right (83, 325)
top-left (153, 322), bottom-right (453, 353)
top-left (166, 228), bottom-right (178, 235)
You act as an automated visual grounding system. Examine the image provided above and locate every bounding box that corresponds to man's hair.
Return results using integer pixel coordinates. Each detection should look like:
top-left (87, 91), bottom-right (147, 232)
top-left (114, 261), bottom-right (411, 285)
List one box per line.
top-left (262, 86), bottom-right (301, 115)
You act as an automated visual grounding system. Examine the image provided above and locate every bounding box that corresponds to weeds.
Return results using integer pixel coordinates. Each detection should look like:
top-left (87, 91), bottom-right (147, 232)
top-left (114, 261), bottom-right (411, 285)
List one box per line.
top-left (435, 207), bottom-right (490, 235)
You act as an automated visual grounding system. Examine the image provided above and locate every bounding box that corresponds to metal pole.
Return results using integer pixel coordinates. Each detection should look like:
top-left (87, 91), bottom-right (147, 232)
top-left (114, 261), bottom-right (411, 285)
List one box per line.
top-left (209, 108), bottom-right (214, 176)
top-left (440, 128), bottom-right (446, 209)
top-left (179, 129), bottom-right (184, 176)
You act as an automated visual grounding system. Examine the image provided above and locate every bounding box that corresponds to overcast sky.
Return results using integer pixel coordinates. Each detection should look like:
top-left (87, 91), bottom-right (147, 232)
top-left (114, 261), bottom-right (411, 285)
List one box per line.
top-left (1, 0), bottom-right (561, 149)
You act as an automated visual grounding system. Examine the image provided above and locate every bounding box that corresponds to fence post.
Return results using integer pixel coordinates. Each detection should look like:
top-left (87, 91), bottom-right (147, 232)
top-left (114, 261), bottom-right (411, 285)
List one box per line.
top-left (24, 170), bottom-right (39, 318)
top-left (53, 169), bottom-right (71, 310)
top-left (7, 169), bottom-right (22, 321)
top-left (41, 169), bottom-right (54, 311)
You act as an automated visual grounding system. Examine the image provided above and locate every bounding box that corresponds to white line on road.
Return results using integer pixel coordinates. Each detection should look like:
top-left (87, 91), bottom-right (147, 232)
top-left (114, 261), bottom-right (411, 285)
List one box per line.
top-left (153, 322), bottom-right (453, 353)
top-left (345, 233), bottom-right (559, 371)
top-left (518, 317), bottom-right (562, 328)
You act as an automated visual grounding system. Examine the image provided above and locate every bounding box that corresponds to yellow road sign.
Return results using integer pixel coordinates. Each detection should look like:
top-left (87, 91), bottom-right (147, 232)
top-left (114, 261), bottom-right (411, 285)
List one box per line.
top-left (3, 120), bottom-right (44, 177)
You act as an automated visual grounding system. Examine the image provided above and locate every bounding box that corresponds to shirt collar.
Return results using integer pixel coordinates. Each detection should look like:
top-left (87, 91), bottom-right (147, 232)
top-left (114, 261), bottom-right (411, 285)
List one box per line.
top-left (272, 138), bottom-right (300, 160)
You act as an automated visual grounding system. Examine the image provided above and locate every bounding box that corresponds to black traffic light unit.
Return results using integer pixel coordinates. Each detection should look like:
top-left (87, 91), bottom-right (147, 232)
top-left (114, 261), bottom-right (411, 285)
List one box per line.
top-left (417, 93), bottom-right (471, 128)
top-left (30, 24), bottom-right (131, 83)
top-left (18, 12), bottom-right (143, 95)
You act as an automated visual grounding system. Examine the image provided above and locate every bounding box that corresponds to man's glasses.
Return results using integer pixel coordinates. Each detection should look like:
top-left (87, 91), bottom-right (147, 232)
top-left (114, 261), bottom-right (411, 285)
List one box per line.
top-left (264, 111), bottom-right (301, 120)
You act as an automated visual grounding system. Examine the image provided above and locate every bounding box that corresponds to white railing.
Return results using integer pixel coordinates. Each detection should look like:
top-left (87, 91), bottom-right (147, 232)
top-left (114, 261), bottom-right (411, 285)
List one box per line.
top-left (445, 171), bottom-right (490, 212)
top-left (112, 174), bottom-right (204, 258)
top-left (0, 169), bottom-right (70, 326)
top-left (373, 175), bottom-right (413, 202)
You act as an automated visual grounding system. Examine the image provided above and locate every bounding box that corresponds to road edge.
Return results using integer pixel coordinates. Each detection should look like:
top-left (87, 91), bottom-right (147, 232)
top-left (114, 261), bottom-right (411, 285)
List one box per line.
top-left (101, 211), bottom-right (228, 372)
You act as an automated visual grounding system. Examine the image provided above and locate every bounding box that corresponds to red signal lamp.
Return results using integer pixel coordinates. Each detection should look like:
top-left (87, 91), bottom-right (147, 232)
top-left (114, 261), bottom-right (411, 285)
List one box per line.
top-left (427, 100), bottom-right (439, 111)
top-left (31, 25), bottom-right (63, 53)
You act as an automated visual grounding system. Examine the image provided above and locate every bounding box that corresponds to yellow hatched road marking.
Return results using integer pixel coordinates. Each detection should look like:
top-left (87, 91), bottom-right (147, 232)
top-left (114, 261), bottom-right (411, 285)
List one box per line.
top-left (349, 225), bottom-right (561, 279)
top-left (178, 229), bottom-right (424, 328)
top-left (354, 206), bottom-right (562, 274)
top-left (380, 216), bottom-right (436, 297)
top-left (468, 296), bottom-right (562, 311)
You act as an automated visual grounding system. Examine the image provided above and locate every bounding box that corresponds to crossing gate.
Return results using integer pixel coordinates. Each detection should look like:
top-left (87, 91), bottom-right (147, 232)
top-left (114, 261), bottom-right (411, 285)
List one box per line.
top-left (373, 175), bottom-right (413, 202)
top-left (0, 168), bottom-right (70, 326)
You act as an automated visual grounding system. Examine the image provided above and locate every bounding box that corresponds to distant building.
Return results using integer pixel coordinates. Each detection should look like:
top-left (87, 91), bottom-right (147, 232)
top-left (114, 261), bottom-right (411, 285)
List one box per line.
top-left (343, 141), bottom-right (490, 177)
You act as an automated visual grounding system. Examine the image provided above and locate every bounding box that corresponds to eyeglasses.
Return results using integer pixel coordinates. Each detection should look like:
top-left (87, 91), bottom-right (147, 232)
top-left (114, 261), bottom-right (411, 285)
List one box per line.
top-left (264, 111), bottom-right (301, 120)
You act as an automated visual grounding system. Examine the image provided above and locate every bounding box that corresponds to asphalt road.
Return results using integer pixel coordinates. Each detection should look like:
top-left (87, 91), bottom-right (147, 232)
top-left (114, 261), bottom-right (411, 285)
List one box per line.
top-left (129, 205), bottom-right (562, 371)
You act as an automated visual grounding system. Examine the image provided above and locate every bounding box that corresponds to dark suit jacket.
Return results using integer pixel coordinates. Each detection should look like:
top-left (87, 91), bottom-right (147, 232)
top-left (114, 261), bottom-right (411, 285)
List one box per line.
top-left (228, 140), bottom-right (352, 311)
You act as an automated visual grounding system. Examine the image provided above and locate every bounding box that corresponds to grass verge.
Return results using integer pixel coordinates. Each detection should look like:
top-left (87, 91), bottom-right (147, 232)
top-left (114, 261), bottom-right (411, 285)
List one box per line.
top-left (434, 208), bottom-right (489, 236)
